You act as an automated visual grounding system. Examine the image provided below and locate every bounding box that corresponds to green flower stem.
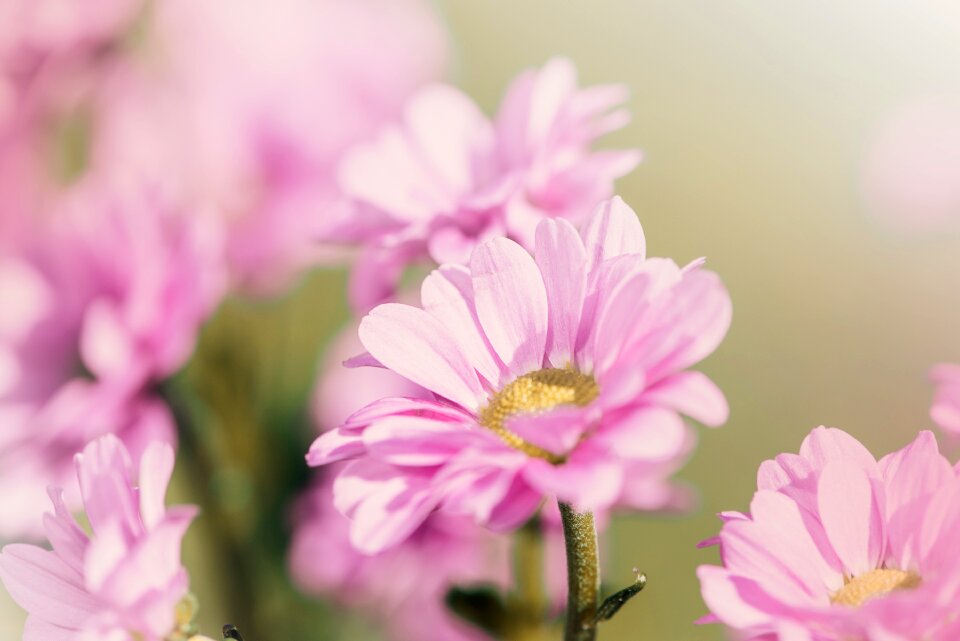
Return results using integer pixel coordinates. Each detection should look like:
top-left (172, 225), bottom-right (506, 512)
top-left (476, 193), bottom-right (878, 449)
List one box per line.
top-left (559, 502), bottom-right (600, 641)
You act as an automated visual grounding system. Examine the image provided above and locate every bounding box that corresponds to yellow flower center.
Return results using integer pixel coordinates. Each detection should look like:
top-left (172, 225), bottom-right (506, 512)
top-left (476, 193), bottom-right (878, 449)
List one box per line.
top-left (478, 368), bottom-right (599, 464)
top-left (830, 568), bottom-right (921, 608)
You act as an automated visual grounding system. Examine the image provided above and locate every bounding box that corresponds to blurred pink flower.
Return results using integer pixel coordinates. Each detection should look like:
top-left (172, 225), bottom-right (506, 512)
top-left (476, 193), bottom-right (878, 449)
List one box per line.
top-left (325, 57), bottom-right (641, 311)
top-left (930, 363), bottom-right (960, 438)
top-left (0, 182), bottom-right (224, 536)
top-left (862, 96), bottom-right (960, 233)
top-left (290, 477), bottom-right (508, 641)
top-left (94, 0), bottom-right (450, 292)
top-left (0, 434), bottom-right (198, 641)
top-left (698, 427), bottom-right (960, 641)
top-left (0, 0), bottom-right (449, 293)
top-left (308, 196), bottom-right (730, 552)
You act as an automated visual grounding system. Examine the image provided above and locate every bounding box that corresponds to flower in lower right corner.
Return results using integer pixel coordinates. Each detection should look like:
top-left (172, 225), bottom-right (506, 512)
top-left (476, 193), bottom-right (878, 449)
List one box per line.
top-left (697, 427), bottom-right (960, 641)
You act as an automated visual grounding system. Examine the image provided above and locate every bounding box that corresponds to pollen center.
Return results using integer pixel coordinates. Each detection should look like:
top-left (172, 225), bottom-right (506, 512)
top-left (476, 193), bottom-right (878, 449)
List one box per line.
top-left (479, 368), bottom-right (599, 463)
top-left (830, 568), bottom-right (921, 608)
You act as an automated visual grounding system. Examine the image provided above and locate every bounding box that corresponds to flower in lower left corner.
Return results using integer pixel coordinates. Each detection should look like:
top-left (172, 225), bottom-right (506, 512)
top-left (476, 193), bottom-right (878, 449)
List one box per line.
top-left (0, 434), bottom-right (199, 641)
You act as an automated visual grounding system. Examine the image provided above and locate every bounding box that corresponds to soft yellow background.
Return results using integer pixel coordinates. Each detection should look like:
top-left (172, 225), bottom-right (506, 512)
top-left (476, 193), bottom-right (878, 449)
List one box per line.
top-left (4, 2), bottom-right (960, 640)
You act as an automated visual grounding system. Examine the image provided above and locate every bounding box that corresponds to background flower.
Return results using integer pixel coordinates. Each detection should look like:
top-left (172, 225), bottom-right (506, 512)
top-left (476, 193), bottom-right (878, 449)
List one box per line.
top-left (325, 57), bottom-right (640, 312)
top-left (930, 363), bottom-right (960, 439)
top-left (0, 182), bottom-right (222, 537)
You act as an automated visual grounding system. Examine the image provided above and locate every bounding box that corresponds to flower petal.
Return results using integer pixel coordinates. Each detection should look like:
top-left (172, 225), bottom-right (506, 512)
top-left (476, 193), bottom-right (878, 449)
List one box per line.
top-left (816, 460), bottom-right (884, 577)
top-left (644, 371), bottom-right (729, 427)
top-left (799, 427), bottom-right (880, 477)
top-left (535, 218), bottom-right (587, 367)
top-left (359, 303), bottom-right (483, 411)
top-left (333, 460), bottom-right (440, 553)
top-left (363, 415), bottom-right (486, 466)
top-left (138, 441), bottom-right (175, 530)
top-left (421, 265), bottom-right (504, 387)
top-left (0, 544), bottom-right (100, 628)
top-left (522, 444), bottom-right (622, 510)
top-left (581, 196), bottom-right (645, 272)
top-left (470, 237), bottom-right (548, 376)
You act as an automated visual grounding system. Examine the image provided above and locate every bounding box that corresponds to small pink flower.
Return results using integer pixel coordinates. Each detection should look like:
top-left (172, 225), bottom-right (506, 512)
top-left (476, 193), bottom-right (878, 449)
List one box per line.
top-left (308, 196), bottom-right (730, 552)
top-left (325, 57), bottom-right (641, 312)
top-left (930, 363), bottom-right (960, 438)
top-left (697, 427), bottom-right (960, 641)
top-left (290, 476), bottom-right (509, 641)
top-left (0, 435), bottom-right (198, 641)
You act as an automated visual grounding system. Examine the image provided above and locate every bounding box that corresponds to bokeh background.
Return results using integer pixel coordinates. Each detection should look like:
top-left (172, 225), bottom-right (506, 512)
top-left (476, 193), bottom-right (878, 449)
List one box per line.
top-left (4, 1), bottom-right (960, 640)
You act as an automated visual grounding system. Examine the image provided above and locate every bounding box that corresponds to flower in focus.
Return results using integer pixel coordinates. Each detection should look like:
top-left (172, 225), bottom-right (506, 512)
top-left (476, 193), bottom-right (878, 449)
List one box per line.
top-left (0, 434), bottom-right (199, 641)
top-left (308, 196), bottom-right (731, 552)
top-left (325, 57), bottom-right (641, 311)
top-left (698, 427), bottom-right (960, 641)
top-left (930, 363), bottom-right (960, 438)
top-left (0, 182), bottom-right (224, 536)
top-left (290, 479), bottom-right (509, 641)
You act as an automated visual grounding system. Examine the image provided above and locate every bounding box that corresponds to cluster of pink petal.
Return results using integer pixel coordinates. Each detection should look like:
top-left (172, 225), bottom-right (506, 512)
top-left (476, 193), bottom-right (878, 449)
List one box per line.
top-left (1, 0), bottom-right (448, 291)
top-left (290, 475), bottom-right (509, 641)
top-left (309, 196), bottom-right (730, 552)
top-left (698, 427), bottom-right (960, 641)
top-left (0, 435), bottom-right (197, 641)
top-left (0, 183), bottom-right (224, 536)
top-left (95, 0), bottom-right (449, 291)
top-left (324, 57), bottom-right (641, 312)
top-left (929, 363), bottom-right (960, 438)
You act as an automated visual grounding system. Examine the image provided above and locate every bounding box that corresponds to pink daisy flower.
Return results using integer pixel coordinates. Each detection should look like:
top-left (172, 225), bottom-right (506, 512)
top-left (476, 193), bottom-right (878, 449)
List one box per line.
top-left (0, 435), bottom-right (199, 641)
top-left (308, 196), bottom-right (731, 552)
top-left (324, 57), bottom-right (641, 312)
top-left (930, 363), bottom-right (960, 438)
top-left (697, 427), bottom-right (960, 641)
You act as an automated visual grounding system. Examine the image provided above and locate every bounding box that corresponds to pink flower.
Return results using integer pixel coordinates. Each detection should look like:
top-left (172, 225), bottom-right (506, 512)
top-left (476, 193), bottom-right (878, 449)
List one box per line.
top-left (0, 434), bottom-right (198, 641)
top-left (1, 0), bottom-right (448, 293)
top-left (290, 476), bottom-right (509, 641)
top-left (94, 0), bottom-right (450, 292)
top-left (697, 427), bottom-right (960, 641)
top-left (0, 181), bottom-right (224, 536)
top-left (325, 57), bottom-right (641, 312)
top-left (930, 363), bottom-right (960, 438)
top-left (861, 96), bottom-right (960, 234)
top-left (308, 196), bottom-right (731, 552)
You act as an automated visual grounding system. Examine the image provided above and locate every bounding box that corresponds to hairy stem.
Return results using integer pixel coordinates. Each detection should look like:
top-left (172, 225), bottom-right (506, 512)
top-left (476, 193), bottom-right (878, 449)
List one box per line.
top-left (559, 502), bottom-right (600, 641)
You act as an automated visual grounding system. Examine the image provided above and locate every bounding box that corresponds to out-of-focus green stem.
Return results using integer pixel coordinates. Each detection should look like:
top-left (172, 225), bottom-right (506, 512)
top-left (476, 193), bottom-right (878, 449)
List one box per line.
top-left (159, 380), bottom-right (260, 639)
top-left (559, 502), bottom-right (600, 641)
top-left (514, 517), bottom-right (547, 614)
